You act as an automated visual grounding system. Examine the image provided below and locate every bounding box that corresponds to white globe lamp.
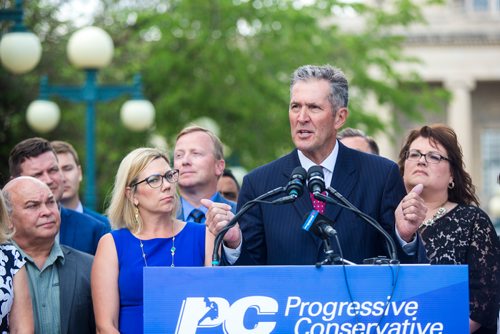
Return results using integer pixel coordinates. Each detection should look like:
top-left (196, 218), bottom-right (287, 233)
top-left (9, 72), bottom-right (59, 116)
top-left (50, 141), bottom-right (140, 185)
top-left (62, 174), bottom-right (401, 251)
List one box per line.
top-left (120, 100), bottom-right (155, 131)
top-left (0, 31), bottom-right (42, 74)
top-left (67, 26), bottom-right (114, 69)
top-left (26, 100), bottom-right (61, 133)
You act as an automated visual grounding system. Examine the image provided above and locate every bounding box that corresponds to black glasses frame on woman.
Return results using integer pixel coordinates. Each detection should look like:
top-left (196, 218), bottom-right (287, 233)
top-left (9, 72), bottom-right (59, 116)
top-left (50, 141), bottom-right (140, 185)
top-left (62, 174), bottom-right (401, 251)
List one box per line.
top-left (130, 169), bottom-right (179, 189)
top-left (405, 149), bottom-right (449, 164)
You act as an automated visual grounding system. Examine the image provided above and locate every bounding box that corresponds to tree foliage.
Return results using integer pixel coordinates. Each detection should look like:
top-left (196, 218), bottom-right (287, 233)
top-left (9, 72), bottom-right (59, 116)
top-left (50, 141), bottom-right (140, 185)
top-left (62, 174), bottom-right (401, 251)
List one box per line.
top-left (0, 0), bottom-right (447, 209)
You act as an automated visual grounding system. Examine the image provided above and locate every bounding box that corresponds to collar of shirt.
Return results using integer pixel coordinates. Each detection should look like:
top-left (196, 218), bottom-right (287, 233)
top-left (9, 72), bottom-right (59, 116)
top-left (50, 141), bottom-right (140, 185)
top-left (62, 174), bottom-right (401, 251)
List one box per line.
top-left (75, 201), bottom-right (84, 213)
top-left (11, 239), bottom-right (65, 271)
top-left (181, 192), bottom-right (219, 221)
top-left (297, 140), bottom-right (339, 187)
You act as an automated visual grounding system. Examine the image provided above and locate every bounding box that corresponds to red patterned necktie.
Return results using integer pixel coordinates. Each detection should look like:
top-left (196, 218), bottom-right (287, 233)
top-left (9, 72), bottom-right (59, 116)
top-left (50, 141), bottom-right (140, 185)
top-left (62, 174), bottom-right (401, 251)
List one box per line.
top-left (310, 192), bottom-right (326, 214)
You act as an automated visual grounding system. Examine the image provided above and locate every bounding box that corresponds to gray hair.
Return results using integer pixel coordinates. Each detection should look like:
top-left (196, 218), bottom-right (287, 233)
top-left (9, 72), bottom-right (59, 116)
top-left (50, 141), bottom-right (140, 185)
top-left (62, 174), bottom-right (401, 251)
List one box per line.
top-left (1, 190), bottom-right (12, 217)
top-left (337, 127), bottom-right (367, 139)
top-left (338, 127), bottom-right (380, 155)
top-left (290, 64), bottom-right (349, 112)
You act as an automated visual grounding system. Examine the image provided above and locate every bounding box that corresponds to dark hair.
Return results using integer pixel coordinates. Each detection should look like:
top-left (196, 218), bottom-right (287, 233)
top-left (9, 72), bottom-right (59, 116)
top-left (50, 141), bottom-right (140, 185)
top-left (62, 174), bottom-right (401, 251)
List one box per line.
top-left (290, 64), bottom-right (349, 113)
top-left (222, 169), bottom-right (240, 191)
top-left (337, 127), bottom-right (380, 155)
top-left (397, 124), bottom-right (479, 206)
top-left (9, 137), bottom-right (56, 177)
top-left (367, 138), bottom-right (380, 156)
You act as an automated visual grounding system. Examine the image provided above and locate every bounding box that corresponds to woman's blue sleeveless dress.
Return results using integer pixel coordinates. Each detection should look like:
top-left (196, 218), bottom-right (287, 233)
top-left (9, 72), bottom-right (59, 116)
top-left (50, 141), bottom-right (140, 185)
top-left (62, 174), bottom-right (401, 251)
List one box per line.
top-left (111, 222), bottom-right (206, 333)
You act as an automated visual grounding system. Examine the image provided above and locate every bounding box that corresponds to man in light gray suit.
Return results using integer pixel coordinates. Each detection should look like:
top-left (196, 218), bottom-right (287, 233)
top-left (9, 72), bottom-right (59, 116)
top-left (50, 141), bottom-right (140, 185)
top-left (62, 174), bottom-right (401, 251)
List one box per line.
top-left (2, 176), bottom-right (95, 334)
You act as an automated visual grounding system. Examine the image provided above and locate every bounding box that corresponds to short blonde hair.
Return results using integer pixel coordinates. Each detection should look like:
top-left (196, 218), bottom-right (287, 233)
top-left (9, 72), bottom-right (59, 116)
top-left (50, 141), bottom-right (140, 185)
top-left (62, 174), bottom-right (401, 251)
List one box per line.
top-left (0, 192), bottom-right (14, 243)
top-left (106, 147), bottom-right (180, 233)
top-left (176, 125), bottom-right (224, 160)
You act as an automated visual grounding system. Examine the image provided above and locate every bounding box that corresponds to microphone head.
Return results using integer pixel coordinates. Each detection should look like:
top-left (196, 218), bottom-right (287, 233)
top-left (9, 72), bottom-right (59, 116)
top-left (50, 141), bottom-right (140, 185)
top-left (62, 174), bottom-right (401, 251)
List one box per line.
top-left (291, 166), bottom-right (307, 181)
top-left (302, 210), bottom-right (335, 239)
top-left (286, 166), bottom-right (307, 197)
top-left (307, 165), bottom-right (325, 194)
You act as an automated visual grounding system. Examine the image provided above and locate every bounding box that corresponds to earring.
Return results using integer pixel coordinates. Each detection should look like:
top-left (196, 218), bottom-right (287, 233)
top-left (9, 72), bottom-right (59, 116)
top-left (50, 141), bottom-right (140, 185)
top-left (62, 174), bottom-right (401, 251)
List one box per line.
top-left (134, 205), bottom-right (140, 224)
top-left (448, 181), bottom-right (455, 189)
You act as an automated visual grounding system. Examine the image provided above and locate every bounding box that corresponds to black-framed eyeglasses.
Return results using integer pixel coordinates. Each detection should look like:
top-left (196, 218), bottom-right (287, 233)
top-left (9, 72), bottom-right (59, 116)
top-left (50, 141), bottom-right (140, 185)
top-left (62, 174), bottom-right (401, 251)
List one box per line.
top-left (405, 149), bottom-right (449, 164)
top-left (130, 169), bottom-right (179, 188)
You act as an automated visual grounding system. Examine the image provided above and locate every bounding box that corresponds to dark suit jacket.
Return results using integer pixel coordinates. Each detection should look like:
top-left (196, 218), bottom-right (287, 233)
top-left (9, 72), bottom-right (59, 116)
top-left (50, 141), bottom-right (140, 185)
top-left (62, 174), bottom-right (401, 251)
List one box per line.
top-left (235, 144), bottom-right (417, 265)
top-left (83, 206), bottom-right (111, 230)
top-left (58, 245), bottom-right (95, 334)
top-left (60, 207), bottom-right (110, 255)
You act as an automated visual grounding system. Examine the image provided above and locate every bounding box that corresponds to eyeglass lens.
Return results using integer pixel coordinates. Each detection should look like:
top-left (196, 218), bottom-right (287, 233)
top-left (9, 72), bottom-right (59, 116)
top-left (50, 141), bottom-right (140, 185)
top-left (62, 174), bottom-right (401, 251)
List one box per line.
top-left (407, 150), bottom-right (445, 164)
top-left (146, 170), bottom-right (179, 188)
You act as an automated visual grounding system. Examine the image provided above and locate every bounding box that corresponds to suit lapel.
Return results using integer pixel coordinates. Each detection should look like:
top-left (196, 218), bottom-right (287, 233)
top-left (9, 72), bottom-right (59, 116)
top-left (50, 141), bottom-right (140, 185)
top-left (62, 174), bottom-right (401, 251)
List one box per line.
top-left (59, 207), bottom-right (75, 247)
top-left (282, 151), bottom-right (312, 220)
top-left (283, 151), bottom-right (322, 250)
top-left (325, 143), bottom-right (358, 222)
top-left (59, 247), bottom-right (76, 334)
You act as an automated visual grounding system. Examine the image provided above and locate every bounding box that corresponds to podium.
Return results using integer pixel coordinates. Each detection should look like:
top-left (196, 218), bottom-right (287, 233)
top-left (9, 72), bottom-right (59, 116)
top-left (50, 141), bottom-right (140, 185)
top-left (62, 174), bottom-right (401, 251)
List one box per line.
top-left (144, 265), bottom-right (468, 333)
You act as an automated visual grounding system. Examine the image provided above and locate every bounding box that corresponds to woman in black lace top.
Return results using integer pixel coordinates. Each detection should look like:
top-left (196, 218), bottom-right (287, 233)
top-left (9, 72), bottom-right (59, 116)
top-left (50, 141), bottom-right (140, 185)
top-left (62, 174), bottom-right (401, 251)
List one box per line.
top-left (398, 124), bottom-right (499, 333)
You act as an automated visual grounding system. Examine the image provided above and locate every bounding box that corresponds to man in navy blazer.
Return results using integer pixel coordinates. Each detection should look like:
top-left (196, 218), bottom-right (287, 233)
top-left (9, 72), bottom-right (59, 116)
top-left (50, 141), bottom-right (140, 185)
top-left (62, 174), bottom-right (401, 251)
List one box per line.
top-left (9, 137), bottom-right (110, 255)
top-left (51, 140), bottom-right (111, 230)
top-left (174, 126), bottom-right (237, 223)
top-left (204, 64), bottom-right (426, 265)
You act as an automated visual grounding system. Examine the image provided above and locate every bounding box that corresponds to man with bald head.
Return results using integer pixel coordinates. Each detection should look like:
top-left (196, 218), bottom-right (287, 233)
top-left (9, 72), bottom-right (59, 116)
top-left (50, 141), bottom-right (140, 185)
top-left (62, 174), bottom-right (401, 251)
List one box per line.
top-left (2, 176), bottom-right (95, 334)
top-left (8, 137), bottom-right (109, 255)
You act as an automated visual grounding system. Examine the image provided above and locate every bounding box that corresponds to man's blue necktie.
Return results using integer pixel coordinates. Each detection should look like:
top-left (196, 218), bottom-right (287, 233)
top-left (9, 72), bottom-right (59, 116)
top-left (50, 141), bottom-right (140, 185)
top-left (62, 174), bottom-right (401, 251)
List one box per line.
top-left (188, 209), bottom-right (205, 224)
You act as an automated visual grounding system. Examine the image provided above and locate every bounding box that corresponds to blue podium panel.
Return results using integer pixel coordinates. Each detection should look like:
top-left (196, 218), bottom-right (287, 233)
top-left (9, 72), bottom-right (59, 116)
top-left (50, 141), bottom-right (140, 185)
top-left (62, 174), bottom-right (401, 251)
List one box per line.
top-left (144, 265), bottom-right (468, 334)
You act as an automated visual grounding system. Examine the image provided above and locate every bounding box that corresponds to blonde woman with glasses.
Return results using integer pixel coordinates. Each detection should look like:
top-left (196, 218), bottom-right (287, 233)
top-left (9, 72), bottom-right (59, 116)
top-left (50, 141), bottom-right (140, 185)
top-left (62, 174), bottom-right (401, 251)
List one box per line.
top-left (398, 124), bottom-right (499, 334)
top-left (91, 148), bottom-right (214, 334)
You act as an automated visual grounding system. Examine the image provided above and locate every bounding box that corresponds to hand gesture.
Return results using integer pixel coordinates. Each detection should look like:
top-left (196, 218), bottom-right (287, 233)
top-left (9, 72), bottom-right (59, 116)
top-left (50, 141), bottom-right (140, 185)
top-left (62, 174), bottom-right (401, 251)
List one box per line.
top-left (395, 184), bottom-right (427, 242)
top-left (201, 199), bottom-right (241, 249)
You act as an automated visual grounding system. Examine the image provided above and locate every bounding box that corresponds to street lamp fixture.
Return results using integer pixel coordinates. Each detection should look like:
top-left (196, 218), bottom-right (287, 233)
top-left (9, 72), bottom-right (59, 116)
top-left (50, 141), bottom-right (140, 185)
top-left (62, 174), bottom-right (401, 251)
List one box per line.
top-left (0, 0), bottom-right (42, 74)
top-left (26, 26), bottom-right (155, 210)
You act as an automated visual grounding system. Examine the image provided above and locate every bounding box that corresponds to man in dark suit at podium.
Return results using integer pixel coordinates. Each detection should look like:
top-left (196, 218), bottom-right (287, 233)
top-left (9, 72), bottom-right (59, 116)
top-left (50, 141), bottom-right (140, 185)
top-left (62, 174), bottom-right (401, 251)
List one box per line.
top-left (204, 64), bottom-right (426, 265)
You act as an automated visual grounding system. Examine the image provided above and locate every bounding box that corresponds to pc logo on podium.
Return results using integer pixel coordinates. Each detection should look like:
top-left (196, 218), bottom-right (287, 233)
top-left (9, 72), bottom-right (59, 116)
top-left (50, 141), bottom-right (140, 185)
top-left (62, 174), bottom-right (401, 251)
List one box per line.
top-left (175, 296), bottom-right (278, 334)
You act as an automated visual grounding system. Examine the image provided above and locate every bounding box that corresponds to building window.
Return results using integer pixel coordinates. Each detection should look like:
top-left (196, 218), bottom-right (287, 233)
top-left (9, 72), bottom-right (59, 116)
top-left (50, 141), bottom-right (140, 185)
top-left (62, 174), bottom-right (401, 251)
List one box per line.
top-left (473, 0), bottom-right (490, 10)
top-left (481, 129), bottom-right (500, 228)
top-left (463, 0), bottom-right (500, 12)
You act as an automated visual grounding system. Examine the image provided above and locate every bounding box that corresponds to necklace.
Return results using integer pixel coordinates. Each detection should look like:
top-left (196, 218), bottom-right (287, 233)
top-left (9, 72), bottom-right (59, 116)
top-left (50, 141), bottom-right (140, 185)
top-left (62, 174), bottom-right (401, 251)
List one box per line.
top-left (421, 200), bottom-right (448, 228)
top-left (138, 220), bottom-right (177, 267)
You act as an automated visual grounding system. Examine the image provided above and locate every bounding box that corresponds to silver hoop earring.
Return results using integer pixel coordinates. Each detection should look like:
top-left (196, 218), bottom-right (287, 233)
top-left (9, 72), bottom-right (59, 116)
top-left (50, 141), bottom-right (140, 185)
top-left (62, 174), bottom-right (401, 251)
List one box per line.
top-left (448, 181), bottom-right (455, 189)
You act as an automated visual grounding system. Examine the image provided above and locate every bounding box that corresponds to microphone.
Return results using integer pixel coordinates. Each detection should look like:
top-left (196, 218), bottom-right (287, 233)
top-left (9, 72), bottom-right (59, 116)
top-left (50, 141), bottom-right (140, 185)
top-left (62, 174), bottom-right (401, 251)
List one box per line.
top-left (315, 188), bottom-right (400, 264)
top-left (302, 210), bottom-right (337, 239)
top-left (272, 166), bottom-right (307, 204)
top-left (213, 166), bottom-right (306, 265)
top-left (307, 165), bottom-right (325, 195)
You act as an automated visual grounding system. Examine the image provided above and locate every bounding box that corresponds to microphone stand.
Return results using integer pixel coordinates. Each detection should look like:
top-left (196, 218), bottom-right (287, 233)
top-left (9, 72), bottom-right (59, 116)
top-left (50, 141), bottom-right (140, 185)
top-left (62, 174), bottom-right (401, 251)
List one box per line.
top-left (212, 186), bottom-right (285, 266)
top-left (314, 188), bottom-right (400, 264)
top-left (315, 226), bottom-right (356, 267)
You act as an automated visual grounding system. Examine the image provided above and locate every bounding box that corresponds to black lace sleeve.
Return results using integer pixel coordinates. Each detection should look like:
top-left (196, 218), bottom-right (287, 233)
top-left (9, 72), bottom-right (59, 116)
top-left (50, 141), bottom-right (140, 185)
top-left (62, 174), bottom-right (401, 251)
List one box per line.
top-left (466, 207), bottom-right (500, 330)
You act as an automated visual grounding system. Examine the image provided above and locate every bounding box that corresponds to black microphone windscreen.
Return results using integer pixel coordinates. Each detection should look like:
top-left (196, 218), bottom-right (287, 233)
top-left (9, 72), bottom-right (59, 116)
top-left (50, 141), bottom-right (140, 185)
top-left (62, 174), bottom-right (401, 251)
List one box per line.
top-left (291, 166), bottom-right (307, 181)
top-left (286, 166), bottom-right (307, 197)
top-left (307, 165), bottom-right (325, 194)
